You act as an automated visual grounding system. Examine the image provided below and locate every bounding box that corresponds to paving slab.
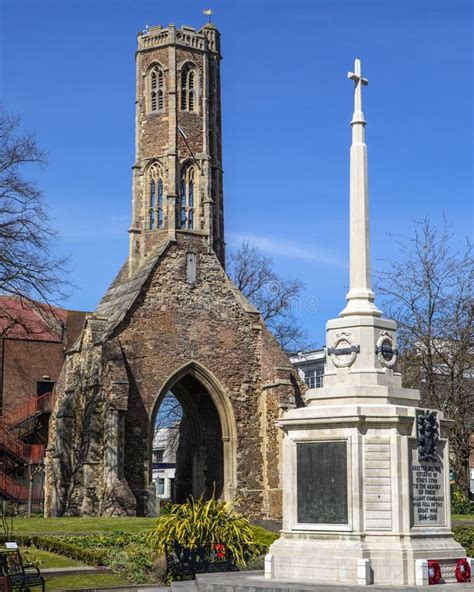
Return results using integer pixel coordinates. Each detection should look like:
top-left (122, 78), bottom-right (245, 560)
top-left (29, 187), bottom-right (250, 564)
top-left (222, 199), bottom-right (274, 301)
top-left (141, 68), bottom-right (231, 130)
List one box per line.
top-left (193, 571), bottom-right (474, 592)
top-left (42, 565), bottom-right (111, 576)
top-left (57, 586), bottom-right (168, 592)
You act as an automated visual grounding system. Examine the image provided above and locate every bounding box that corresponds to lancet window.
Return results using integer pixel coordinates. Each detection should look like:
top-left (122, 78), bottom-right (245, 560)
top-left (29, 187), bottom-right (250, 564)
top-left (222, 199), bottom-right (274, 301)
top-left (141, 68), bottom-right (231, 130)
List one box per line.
top-left (179, 165), bottom-right (195, 229)
top-left (180, 64), bottom-right (197, 112)
top-left (148, 164), bottom-right (164, 229)
top-left (149, 66), bottom-right (164, 113)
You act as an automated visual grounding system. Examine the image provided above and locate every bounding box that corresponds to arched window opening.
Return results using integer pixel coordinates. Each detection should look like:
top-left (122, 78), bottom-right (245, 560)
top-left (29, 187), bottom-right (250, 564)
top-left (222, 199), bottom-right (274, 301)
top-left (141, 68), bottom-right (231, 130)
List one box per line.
top-left (179, 165), bottom-right (195, 230)
top-left (152, 376), bottom-right (224, 503)
top-left (180, 78), bottom-right (187, 111)
top-left (149, 66), bottom-right (165, 113)
top-left (188, 71), bottom-right (195, 112)
top-left (157, 179), bottom-right (164, 228)
top-left (180, 65), bottom-right (197, 112)
top-left (148, 164), bottom-right (164, 229)
top-left (149, 179), bottom-right (156, 229)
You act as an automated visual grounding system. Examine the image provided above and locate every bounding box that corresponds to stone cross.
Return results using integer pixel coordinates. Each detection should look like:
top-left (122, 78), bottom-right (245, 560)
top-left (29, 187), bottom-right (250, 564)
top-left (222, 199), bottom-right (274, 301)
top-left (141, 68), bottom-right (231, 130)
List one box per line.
top-left (347, 59), bottom-right (368, 123)
top-left (340, 58), bottom-right (381, 318)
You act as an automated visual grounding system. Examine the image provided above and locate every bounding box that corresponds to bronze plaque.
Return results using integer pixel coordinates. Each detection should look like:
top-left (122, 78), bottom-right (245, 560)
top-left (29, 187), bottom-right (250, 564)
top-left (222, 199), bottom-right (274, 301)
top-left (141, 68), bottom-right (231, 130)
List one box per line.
top-left (297, 441), bottom-right (348, 524)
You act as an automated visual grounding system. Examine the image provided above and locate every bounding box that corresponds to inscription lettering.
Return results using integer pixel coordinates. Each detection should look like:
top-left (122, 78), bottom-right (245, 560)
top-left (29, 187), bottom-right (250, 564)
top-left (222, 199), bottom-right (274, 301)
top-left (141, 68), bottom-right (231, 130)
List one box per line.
top-left (410, 443), bottom-right (446, 527)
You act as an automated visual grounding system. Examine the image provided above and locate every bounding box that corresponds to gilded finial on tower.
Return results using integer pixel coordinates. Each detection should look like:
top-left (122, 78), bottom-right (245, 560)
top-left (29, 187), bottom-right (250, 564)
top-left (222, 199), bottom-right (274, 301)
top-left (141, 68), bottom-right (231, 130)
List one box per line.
top-left (203, 9), bottom-right (213, 23)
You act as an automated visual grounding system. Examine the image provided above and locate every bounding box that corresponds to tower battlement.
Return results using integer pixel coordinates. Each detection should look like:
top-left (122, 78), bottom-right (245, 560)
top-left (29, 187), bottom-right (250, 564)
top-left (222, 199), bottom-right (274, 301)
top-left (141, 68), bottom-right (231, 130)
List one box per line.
top-left (137, 23), bottom-right (220, 54)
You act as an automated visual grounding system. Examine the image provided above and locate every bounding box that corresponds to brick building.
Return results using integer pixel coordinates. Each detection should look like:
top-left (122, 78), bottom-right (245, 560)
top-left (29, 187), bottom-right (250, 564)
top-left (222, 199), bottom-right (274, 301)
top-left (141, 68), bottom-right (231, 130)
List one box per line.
top-left (0, 296), bottom-right (86, 504)
top-left (44, 22), bottom-right (303, 519)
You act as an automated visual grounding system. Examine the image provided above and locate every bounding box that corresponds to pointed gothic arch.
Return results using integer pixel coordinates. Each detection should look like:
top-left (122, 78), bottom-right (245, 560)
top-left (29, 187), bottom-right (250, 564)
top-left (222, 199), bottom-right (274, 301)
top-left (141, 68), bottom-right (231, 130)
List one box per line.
top-left (179, 61), bottom-right (199, 112)
top-left (150, 361), bottom-right (237, 503)
top-left (179, 162), bottom-right (196, 229)
top-left (146, 62), bottom-right (165, 114)
top-left (145, 161), bottom-right (165, 229)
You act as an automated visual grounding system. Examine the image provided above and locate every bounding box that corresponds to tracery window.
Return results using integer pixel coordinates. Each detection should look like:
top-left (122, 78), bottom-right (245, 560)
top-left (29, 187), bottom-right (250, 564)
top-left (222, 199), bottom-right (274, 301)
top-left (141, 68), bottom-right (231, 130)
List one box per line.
top-left (180, 64), bottom-right (197, 112)
top-left (148, 164), bottom-right (164, 229)
top-left (179, 165), bottom-right (195, 229)
top-left (149, 66), bottom-right (164, 113)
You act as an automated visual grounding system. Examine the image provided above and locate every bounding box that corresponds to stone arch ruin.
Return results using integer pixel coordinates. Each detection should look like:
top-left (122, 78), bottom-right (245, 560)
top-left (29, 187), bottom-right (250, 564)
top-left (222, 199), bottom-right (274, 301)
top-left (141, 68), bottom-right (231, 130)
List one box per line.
top-left (150, 361), bottom-right (238, 504)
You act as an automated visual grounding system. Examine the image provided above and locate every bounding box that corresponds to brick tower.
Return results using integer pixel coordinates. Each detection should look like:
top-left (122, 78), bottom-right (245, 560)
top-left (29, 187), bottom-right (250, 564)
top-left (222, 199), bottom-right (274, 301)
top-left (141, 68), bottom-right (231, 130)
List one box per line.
top-left (129, 23), bottom-right (224, 270)
top-left (45, 22), bottom-right (302, 519)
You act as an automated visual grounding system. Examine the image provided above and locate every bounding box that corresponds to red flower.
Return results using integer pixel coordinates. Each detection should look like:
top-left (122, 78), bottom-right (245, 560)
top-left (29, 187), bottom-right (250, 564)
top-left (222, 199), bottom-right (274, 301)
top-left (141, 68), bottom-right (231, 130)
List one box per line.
top-left (454, 559), bottom-right (471, 583)
top-left (213, 543), bottom-right (225, 559)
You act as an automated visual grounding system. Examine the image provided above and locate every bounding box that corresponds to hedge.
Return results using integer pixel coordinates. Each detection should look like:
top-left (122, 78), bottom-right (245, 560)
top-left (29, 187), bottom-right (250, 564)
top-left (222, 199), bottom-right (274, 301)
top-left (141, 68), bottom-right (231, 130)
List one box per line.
top-left (453, 526), bottom-right (474, 557)
top-left (0, 534), bottom-right (109, 566)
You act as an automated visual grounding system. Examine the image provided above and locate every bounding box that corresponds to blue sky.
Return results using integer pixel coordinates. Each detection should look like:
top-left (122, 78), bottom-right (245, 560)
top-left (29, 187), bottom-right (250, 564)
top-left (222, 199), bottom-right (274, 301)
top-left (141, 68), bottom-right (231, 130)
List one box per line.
top-left (1, 0), bottom-right (472, 344)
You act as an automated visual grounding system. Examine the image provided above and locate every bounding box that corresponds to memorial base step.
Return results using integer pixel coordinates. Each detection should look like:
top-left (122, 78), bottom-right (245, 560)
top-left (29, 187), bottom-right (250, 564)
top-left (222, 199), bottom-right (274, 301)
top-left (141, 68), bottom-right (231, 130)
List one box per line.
top-left (177, 571), bottom-right (474, 592)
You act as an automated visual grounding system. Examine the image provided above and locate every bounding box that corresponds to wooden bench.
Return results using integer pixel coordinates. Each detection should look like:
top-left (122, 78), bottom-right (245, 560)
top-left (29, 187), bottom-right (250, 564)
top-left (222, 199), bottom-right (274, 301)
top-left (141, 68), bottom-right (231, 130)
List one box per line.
top-left (165, 541), bottom-right (238, 580)
top-left (0, 547), bottom-right (45, 592)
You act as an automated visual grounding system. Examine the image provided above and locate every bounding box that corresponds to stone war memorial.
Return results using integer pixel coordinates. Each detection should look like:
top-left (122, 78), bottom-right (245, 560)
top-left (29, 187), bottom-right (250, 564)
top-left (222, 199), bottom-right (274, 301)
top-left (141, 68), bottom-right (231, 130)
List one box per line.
top-left (44, 22), bottom-right (303, 520)
top-left (264, 60), bottom-right (470, 586)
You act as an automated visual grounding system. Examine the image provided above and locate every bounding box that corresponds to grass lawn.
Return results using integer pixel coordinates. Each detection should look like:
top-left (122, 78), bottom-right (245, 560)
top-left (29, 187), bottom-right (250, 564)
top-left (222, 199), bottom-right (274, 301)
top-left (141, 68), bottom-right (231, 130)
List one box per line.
top-left (11, 516), bottom-right (157, 535)
top-left (23, 548), bottom-right (86, 568)
top-left (452, 514), bottom-right (474, 524)
top-left (45, 573), bottom-right (129, 590)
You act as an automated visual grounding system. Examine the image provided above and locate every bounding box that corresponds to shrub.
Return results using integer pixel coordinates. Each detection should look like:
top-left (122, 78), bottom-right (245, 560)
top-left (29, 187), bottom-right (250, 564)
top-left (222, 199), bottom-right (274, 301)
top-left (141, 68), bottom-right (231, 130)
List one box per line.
top-left (0, 534), bottom-right (109, 566)
top-left (147, 495), bottom-right (262, 567)
top-left (451, 484), bottom-right (474, 515)
top-left (250, 525), bottom-right (279, 550)
top-left (453, 526), bottom-right (474, 557)
top-left (105, 543), bottom-right (156, 584)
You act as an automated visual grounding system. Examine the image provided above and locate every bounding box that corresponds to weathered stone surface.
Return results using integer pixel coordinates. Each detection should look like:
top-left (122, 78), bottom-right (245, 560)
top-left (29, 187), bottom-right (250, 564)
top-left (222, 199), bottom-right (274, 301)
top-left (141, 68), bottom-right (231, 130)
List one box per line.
top-left (101, 478), bottom-right (137, 517)
top-left (45, 235), bottom-right (303, 518)
top-left (44, 22), bottom-right (303, 519)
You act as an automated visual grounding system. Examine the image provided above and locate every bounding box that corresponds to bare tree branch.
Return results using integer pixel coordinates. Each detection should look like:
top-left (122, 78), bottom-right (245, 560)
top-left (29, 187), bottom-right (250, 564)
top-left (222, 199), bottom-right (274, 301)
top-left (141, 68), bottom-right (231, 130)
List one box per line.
top-left (376, 216), bottom-right (474, 495)
top-left (154, 392), bottom-right (182, 453)
top-left (227, 241), bottom-right (310, 351)
top-left (0, 106), bottom-right (69, 337)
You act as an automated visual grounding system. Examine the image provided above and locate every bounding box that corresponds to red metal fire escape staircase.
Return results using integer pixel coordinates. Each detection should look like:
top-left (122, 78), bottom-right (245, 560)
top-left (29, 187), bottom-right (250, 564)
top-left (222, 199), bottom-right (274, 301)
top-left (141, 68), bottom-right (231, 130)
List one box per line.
top-left (0, 392), bottom-right (54, 502)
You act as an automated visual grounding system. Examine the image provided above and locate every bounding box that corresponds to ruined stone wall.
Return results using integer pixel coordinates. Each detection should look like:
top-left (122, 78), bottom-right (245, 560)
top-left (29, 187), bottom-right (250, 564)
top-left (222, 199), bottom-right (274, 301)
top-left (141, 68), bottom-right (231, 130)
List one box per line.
top-left (45, 234), bottom-right (303, 519)
top-left (117, 234), bottom-right (270, 515)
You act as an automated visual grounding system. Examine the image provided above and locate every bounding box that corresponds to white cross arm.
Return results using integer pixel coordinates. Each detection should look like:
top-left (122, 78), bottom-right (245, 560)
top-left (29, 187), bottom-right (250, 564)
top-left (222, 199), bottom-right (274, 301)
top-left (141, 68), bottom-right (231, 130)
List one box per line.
top-left (347, 71), bottom-right (368, 85)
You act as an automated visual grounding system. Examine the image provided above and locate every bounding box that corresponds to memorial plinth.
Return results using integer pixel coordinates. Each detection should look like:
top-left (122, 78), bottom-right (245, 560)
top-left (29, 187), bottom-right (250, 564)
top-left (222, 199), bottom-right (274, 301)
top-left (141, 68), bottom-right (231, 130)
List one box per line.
top-left (265, 60), bottom-right (468, 586)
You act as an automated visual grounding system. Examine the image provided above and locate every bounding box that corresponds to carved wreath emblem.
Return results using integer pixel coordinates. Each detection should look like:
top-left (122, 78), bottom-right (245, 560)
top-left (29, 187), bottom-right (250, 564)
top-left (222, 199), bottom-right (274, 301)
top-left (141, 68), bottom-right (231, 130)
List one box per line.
top-left (417, 410), bottom-right (439, 462)
top-left (329, 332), bottom-right (358, 368)
top-left (376, 330), bottom-right (398, 368)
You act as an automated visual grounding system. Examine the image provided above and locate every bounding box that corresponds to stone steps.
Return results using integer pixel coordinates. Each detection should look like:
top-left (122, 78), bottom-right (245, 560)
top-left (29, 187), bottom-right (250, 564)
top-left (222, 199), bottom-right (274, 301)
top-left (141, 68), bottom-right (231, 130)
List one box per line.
top-left (168, 571), bottom-right (474, 592)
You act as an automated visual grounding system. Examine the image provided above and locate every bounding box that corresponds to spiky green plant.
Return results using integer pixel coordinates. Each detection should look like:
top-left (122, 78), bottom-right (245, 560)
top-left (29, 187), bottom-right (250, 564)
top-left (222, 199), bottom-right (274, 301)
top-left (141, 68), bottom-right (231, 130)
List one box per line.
top-left (147, 495), bottom-right (262, 567)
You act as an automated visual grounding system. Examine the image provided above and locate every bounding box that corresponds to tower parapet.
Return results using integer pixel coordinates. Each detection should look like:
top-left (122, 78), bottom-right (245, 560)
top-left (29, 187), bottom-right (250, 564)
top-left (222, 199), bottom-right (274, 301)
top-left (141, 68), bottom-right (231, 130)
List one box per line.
top-left (129, 22), bottom-right (224, 272)
top-left (137, 23), bottom-right (220, 54)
